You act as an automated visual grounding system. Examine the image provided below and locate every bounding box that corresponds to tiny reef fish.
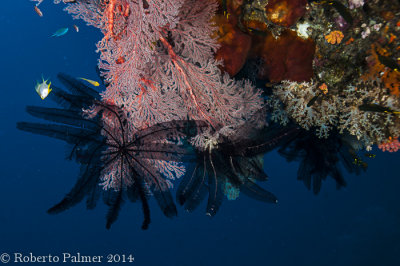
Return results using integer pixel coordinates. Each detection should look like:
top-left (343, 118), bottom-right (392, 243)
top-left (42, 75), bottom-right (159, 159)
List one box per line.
top-left (377, 54), bottom-right (400, 72)
top-left (358, 103), bottom-right (400, 114)
top-left (79, 78), bottom-right (100, 87)
top-left (312, 0), bottom-right (353, 24)
top-left (353, 158), bottom-right (368, 168)
top-left (51, 28), bottom-right (69, 37)
top-left (34, 6), bottom-right (43, 17)
top-left (307, 93), bottom-right (321, 107)
top-left (35, 77), bottom-right (52, 100)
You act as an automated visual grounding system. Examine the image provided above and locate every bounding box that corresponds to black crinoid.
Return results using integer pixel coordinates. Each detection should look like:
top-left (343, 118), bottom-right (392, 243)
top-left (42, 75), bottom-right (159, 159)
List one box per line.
top-left (17, 73), bottom-right (206, 229)
top-left (278, 127), bottom-right (367, 195)
top-left (177, 107), bottom-right (300, 216)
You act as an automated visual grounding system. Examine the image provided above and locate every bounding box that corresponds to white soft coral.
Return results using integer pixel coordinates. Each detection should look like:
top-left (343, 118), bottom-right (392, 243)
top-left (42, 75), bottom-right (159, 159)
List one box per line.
top-left (348, 0), bottom-right (365, 9)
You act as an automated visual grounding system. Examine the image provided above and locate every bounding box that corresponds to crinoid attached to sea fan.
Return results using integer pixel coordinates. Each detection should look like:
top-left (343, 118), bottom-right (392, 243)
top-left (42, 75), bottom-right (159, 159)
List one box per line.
top-left (177, 107), bottom-right (300, 215)
top-left (278, 127), bottom-right (366, 194)
top-left (17, 73), bottom-right (207, 229)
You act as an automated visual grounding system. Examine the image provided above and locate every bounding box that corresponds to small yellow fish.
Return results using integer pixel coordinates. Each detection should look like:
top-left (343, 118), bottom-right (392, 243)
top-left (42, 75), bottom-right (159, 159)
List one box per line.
top-left (79, 77), bottom-right (100, 87)
top-left (353, 158), bottom-right (368, 168)
top-left (35, 77), bottom-right (52, 100)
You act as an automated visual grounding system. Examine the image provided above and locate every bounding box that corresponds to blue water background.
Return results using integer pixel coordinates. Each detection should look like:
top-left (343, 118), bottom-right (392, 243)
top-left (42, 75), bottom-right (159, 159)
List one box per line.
top-left (1, 1), bottom-right (400, 265)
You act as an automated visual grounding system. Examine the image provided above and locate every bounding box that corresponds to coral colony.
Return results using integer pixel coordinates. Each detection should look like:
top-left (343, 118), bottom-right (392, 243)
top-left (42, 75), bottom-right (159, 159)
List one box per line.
top-left (21, 0), bottom-right (400, 228)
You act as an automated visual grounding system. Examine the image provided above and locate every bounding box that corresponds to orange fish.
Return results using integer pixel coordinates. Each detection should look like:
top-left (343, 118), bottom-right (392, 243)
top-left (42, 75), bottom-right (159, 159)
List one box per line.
top-left (34, 6), bottom-right (43, 17)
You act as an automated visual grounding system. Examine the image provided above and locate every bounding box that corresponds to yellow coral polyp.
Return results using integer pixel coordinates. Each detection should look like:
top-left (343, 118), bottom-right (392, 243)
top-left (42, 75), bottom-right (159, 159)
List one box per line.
top-left (325, 31), bottom-right (344, 45)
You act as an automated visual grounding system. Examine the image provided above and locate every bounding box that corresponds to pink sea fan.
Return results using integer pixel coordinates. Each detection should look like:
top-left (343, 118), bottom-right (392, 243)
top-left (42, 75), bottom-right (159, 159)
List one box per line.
top-left (169, 0), bottom-right (220, 63)
top-left (154, 38), bottom-right (263, 128)
top-left (63, 0), bottom-right (263, 130)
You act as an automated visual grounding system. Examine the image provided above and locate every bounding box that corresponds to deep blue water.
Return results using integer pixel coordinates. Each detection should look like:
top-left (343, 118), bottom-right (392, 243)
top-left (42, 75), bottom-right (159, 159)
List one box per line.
top-left (1, 1), bottom-right (400, 266)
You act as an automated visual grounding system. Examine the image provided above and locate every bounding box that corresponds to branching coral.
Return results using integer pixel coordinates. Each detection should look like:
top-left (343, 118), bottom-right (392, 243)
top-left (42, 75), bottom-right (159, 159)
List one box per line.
top-left (268, 79), bottom-right (400, 146)
top-left (267, 80), bottom-right (338, 138)
top-left (337, 81), bottom-right (400, 145)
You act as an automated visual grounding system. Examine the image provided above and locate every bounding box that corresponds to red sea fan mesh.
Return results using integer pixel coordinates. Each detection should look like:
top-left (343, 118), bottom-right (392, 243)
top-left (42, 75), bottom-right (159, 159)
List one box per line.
top-left (63, 0), bottom-right (264, 132)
